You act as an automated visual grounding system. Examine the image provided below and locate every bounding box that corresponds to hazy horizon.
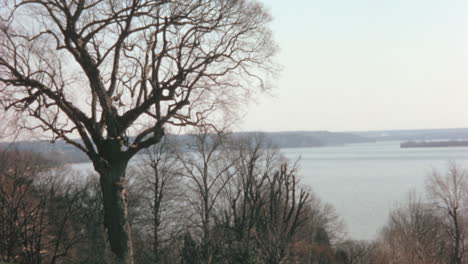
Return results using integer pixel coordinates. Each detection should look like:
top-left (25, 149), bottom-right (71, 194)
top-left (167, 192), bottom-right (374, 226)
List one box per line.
top-left (237, 126), bottom-right (468, 134)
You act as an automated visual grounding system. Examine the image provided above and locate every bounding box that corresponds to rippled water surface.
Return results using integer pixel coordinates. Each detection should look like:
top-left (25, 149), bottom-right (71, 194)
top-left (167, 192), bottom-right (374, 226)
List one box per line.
top-left (282, 141), bottom-right (468, 240)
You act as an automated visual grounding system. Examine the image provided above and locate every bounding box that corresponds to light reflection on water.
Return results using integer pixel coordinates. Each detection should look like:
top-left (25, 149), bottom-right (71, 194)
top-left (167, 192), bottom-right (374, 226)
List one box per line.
top-left (282, 141), bottom-right (468, 240)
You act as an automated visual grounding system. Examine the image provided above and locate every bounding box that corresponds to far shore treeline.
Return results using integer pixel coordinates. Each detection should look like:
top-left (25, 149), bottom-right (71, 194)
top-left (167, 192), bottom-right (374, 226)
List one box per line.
top-left (2, 128), bottom-right (467, 164)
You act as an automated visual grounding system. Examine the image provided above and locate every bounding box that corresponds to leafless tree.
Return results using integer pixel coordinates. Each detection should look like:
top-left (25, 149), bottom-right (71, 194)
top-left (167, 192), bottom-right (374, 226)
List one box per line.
top-left (0, 150), bottom-right (85, 264)
top-left (426, 164), bottom-right (468, 264)
top-left (213, 134), bottom-right (329, 264)
top-left (289, 191), bottom-right (344, 264)
top-left (0, 151), bottom-right (45, 263)
top-left (130, 136), bottom-right (186, 263)
top-left (304, 192), bottom-right (345, 244)
top-left (334, 240), bottom-right (379, 264)
top-left (0, 1), bottom-right (276, 262)
top-left (254, 163), bottom-right (310, 264)
top-left (179, 128), bottom-right (239, 264)
top-left (218, 133), bottom-right (282, 263)
top-left (68, 173), bottom-right (114, 264)
top-left (379, 192), bottom-right (448, 264)
top-left (0, 111), bottom-right (19, 142)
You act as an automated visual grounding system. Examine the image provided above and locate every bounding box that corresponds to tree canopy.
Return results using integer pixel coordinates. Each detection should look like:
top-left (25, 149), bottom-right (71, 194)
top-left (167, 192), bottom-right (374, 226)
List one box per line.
top-left (0, 0), bottom-right (277, 161)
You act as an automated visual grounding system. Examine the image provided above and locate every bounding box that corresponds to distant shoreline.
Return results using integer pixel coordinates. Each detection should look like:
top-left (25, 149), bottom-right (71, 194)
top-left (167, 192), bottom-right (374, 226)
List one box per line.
top-left (400, 140), bottom-right (468, 148)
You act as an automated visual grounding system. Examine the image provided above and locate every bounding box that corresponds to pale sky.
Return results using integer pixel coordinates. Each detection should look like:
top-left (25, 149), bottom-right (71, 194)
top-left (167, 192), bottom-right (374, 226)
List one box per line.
top-left (240, 0), bottom-right (468, 132)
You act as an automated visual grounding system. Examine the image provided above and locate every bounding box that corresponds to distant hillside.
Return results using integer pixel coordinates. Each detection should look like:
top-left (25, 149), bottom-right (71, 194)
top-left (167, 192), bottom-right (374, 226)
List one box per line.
top-left (354, 128), bottom-right (468, 141)
top-left (259, 131), bottom-right (372, 148)
top-left (0, 140), bottom-right (90, 163)
top-left (7, 128), bottom-right (466, 163)
top-left (0, 131), bottom-right (372, 163)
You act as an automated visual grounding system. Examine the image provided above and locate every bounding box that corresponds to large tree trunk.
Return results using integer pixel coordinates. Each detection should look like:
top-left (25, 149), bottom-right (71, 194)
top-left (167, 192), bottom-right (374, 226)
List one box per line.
top-left (96, 149), bottom-right (134, 264)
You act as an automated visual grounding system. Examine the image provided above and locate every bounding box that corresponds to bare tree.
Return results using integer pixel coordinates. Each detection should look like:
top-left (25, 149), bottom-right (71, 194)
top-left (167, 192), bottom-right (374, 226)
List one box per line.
top-left (0, 1), bottom-right (276, 262)
top-left (254, 163), bottom-right (310, 264)
top-left (0, 151), bottom-right (46, 263)
top-left (289, 191), bottom-right (344, 264)
top-left (179, 128), bottom-right (239, 264)
top-left (214, 134), bottom-right (323, 264)
top-left (426, 164), bottom-right (468, 264)
top-left (0, 150), bottom-right (85, 264)
top-left (130, 136), bottom-right (186, 263)
top-left (334, 240), bottom-right (379, 264)
top-left (68, 173), bottom-right (114, 264)
top-left (379, 193), bottom-right (448, 264)
top-left (0, 111), bottom-right (19, 142)
top-left (219, 133), bottom-right (281, 263)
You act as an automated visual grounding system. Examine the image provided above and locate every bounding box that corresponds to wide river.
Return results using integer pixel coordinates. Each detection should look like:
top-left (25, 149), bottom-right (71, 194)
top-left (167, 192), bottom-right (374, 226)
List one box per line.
top-left (72, 141), bottom-right (468, 241)
top-left (282, 141), bottom-right (468, 240)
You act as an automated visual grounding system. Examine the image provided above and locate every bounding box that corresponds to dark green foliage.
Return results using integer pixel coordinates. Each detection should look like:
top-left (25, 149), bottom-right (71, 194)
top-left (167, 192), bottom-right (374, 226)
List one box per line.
top-left (181, 233), bottom-right (199, 264)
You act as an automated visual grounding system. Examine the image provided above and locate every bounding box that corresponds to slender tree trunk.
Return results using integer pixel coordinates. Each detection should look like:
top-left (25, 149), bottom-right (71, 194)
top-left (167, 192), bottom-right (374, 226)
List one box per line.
top-left (453, 211), bottom-right (461, 264)
top-left (97, 154), bottom-right (134, 264)
top-left (153, 181), bottom-right (161, 263)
